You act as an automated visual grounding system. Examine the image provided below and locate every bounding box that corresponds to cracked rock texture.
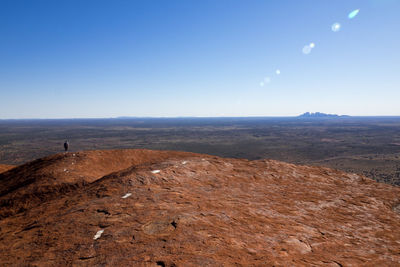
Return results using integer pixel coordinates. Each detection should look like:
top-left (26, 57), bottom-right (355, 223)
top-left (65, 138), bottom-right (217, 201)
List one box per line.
top-left (0, 149), bottom-right (400, 266)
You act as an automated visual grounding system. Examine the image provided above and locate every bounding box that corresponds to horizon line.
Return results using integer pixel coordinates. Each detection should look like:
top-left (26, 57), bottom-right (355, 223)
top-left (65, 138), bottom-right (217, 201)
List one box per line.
top-left (2, 115), bottom-right (400, 120)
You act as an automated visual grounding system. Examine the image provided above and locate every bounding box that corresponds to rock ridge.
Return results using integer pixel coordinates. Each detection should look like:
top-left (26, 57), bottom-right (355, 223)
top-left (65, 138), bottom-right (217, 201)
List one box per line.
top-left (0, 149), bottom-right (399, 266)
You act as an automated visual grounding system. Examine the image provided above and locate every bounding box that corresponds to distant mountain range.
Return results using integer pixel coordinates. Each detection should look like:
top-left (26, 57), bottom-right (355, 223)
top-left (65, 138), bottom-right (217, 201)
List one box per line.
top-left (298, 112), bottom-right (349, 118)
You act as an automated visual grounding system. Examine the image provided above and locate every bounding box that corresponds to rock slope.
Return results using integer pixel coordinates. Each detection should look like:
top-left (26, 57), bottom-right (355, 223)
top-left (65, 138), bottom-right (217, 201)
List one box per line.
top-left (0, 149), bottom-right (400, 266)
top-left (0, 164), bottom-right (14, 174)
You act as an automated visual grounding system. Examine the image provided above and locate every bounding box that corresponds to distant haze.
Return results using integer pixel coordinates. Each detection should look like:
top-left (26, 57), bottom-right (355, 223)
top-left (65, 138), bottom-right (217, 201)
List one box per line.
top-left (1, 0), bottom-right (400, 119)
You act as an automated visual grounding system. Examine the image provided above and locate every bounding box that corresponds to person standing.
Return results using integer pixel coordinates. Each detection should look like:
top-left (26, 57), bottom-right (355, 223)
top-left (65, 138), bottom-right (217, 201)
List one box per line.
top-left (64, 140), bottom-right (69, 152)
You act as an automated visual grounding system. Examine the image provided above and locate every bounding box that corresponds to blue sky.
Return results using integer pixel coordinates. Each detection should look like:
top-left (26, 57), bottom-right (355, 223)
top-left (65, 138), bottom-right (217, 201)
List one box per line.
top-left (0, 0), bottom-right (399, 118)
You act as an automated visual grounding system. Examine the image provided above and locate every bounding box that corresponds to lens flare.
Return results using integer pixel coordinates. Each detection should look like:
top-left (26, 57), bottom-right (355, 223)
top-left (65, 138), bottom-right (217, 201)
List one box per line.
top-left (348, 9), bottom-right (360, 19)
top-left (264, 77), bottom-right (271, 83)
top-left (332, 22), bottom-right (341, 32)
top-left (259, 81), bottom-right (265, 87)
top-left (309, 43), bottom-right (315, 48)
top-left (276, 69), bottom-right (281, 75)
top-left (302, 45), bottom-right (312, 54)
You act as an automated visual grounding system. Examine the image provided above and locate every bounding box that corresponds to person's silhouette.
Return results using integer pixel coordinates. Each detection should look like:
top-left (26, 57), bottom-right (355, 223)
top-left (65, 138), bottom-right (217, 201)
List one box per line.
top-left (64, 140), bottom-right (69, 152)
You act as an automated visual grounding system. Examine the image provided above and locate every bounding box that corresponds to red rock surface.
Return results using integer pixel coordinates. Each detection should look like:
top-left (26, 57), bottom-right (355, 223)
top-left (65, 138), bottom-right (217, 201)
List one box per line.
top-left (0, 164), bottom-right (15, 174)
top-left (1, 149), bottom-right (400, 266)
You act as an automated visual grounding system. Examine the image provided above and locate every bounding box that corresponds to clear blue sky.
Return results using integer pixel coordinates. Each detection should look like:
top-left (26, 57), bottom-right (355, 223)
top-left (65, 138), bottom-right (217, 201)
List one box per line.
top-left (1, 0), bottom-right (399, 118)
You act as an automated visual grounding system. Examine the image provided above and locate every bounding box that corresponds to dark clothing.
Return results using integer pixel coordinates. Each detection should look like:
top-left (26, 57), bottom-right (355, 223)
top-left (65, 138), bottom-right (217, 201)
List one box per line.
top-left (64, 142), bottom-right (69, 152)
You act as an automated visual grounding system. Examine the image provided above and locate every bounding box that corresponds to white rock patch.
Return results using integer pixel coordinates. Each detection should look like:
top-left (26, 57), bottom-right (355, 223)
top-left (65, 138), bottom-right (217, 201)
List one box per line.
top-left (182, 161), bottom-right (187, 165)
top-left (151, 170), bottom-right (160, 174)
top-left (93, 229), bottom-right (104, 240)
top-left (121, 193), bottom-right (132, 199)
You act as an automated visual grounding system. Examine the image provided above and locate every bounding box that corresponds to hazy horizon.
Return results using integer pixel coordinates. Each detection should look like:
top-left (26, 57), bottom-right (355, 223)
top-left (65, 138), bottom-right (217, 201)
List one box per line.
top-left (3, 114), bottom-right (400, 121)
top-left (1, 0), bottom-right (400, 119)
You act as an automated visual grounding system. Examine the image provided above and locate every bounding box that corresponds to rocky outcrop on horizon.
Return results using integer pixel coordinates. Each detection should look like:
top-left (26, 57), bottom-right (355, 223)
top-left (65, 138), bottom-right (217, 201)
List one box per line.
top-left (0, 149), bottom-right (399, 266)
top-left (298, 112), bottom-right (349, 118)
